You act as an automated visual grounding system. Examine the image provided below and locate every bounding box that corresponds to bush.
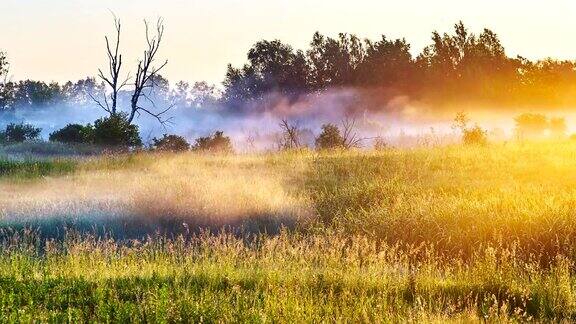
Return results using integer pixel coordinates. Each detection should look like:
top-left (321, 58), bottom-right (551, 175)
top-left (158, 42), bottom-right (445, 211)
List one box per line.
top-left (49, 124), bottom-right (94, 144)
top-left (151, 134), bottom-right (190, 152)
top-left (463, 125), bottom-right (488, 145)
top-left (193, 131), bottom-right (233, 153)
top-left (0, 123), bottom-right (41, 144)
top-left (315, 124), bottom-right (344, 150)
top-left (92, 113), bottom-right (142, 148)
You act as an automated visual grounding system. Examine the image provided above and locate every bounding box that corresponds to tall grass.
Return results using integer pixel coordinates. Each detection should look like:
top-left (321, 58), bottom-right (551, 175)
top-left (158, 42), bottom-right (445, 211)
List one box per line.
top-left (1, 143), bottom-right (576, 320)
top-left (0, 159), bottom-right (76, 179)
top-left (0, 231), bottom-right (574, 321)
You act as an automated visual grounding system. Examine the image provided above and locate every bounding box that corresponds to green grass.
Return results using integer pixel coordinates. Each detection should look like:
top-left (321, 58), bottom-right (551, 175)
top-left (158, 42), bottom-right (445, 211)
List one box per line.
top-left (0, 232), bottom-right (572, 322)
top-left (0, 159), bottom-right (76, 179)
top-left (3, 143), bottom-right (576, 321)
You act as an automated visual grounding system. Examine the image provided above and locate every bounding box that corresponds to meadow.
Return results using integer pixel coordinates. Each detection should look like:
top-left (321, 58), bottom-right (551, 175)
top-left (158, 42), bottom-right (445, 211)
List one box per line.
top-left (1, 142), bottom-right (576, 321)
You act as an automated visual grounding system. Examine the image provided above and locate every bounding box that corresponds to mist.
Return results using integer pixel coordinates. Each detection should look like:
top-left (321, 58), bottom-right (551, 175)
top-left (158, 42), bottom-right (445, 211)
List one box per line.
top-left (3, 83), bottom-right (576, 153)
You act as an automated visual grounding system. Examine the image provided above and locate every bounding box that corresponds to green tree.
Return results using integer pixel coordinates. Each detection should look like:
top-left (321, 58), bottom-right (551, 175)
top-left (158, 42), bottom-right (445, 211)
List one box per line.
top-left (0, 123), bottom-right (41, 143)
top-left (193, 131), bottom-right (233, 153)
top-left (49, 124), bottom-right (95, 144)
top-left (152, 134), bottom-right (190, 152)
top-left (92, 113), bottom-right (142, 148)
top-left (315, 124), bottom-right (344, 150)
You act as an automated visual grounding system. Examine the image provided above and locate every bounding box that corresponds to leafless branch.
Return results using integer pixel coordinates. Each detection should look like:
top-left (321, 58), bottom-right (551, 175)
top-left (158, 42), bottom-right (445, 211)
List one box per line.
top-left (341, 117), bottom-right (365, 149)
top-left (279, 118), bottom-right (302, 150)
top-left (88, 91), bottom-right (111, 114)
top-left (128, 18), bottom-right (171, 125)
top-left (92, 13), bottom-right (126, 115)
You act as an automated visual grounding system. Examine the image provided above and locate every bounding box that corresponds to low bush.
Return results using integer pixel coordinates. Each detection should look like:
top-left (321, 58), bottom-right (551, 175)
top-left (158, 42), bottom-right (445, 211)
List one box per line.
top-left (315, 124), bottom-right (344, 150)
top-left (151, 134), bottom-right (190, 152)
top-left (92, 113), bottom-right (142, 149)
top-left (193, 131), bottom-right (233, 153)
top-left (463, 125), bottom-right (488, 145)
top-left (49, 124), bottom-right (94, 144)
top-left (0, 123), bottom-right (41, 144)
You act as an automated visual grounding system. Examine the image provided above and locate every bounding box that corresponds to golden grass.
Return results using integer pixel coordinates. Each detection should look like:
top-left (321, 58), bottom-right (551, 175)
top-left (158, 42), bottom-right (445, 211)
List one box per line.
top-left (0, 153), bottom-right (312, 232)
top-left (1, 143), bottom-right (576, 320)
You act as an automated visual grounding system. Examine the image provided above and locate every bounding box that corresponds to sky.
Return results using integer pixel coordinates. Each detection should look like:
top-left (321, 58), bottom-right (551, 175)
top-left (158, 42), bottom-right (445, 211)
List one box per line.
top-left (2, 0), bottom-right (576, 86)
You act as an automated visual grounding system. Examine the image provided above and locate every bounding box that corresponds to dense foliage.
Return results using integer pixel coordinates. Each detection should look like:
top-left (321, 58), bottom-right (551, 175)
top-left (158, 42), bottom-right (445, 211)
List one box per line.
top-left (193, 131), bottom-right (233, 153)
top-left (151, 134), bottom-right (190, 152)
top-left (49, 123), bottom-right (94, 144)
top-left (92, 113), bottom-right (142, 148)
top-left (0, 123), bottom-right (41, 143)
top-left (315, 123), bottom-right (344, 149)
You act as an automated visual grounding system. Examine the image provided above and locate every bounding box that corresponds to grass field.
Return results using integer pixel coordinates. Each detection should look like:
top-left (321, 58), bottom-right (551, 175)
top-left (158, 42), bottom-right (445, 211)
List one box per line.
top-left (2, 142), bottom-right (576, 321)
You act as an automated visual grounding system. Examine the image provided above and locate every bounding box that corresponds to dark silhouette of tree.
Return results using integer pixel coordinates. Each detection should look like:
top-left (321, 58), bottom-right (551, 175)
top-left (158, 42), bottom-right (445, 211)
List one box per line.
top-left (151, 134), bottom-right (190, 152)
top-left (6, 21), bottom-right (576, 118)
top-left (49, 124), bottom-right (95, 144)
top-left (278, 118), bottom-right (302, 149)
top-left (91, 15), bottom-right (172, 127)
top-left (307, 32), bottom-right (364, 89)
top-left (11, 80), bottom-right (63, 108)
top-left (0, 123), bottom-right (41, 143)
top-left (127, 18), bottom-right (172, 126)
top-left (93, 113), bottom-right (142, 148)
top-left (222, 40), bottom-right (310, 109)
top-left (315, 123), bottom-right (344, 150)
top-left (356, 36), bottom-right (416, 91)
top-left (193, 131), bottom-right (233, 153)
top-left (92, 15), bottom-right (129, 115)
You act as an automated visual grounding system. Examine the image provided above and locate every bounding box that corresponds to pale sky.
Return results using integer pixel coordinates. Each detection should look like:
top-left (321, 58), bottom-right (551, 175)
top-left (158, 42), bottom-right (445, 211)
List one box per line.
top-left (2, 0), bottom-right (576, 86)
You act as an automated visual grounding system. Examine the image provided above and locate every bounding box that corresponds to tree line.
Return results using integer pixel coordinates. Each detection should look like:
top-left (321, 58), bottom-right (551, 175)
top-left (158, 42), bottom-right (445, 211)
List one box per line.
top-left (2, 21), bottom-right (576, 118)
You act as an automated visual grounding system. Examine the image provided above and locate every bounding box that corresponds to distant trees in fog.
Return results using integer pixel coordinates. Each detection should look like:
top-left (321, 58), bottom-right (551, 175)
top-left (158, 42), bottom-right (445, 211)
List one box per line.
top-left (514, 113), bottom-right (567, 140)
top-left (0, 123), bottom-right (41, 144)
top-left (223, 21), bottom-right (576, 111)
top-left (4, 21), bottom-right (576, 118)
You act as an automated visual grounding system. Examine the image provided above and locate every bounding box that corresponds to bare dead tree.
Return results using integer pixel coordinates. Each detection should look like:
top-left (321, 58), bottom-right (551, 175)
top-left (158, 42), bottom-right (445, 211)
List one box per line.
top-left (91, 15), bottom-right (130, 115)
top-left (128, 18), bottom-right (173, 127)
top-left (341, 117), bottom-right (364, 149)
top-left (279, 118), bottom-right (301, 149)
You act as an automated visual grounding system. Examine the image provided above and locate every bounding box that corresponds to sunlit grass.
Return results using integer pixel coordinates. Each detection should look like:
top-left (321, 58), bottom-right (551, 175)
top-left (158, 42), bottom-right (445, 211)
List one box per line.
top-left (1, 142), bottom-right (576, 320)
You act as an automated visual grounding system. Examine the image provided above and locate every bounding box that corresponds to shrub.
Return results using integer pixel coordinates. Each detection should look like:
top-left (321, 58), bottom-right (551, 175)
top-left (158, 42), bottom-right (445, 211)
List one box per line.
top-left (315, 124), bottom-right (344, 150)
top-left (463, 125), bottom-right (488, 145)
top-left (93, 113), bottom-right (142, 148)
top-left (0, 123), bottom-right (41, 144)
top-left (193, 131), bottom-right (233, 153)
top-left (49, 124), bottom-right (94, 144)
top-left (373, 136), bottom-right (388, 150)
top-left (151, 134), bottom-right (190, 152)
top-left (452, 112), bottom-right (488, 146)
